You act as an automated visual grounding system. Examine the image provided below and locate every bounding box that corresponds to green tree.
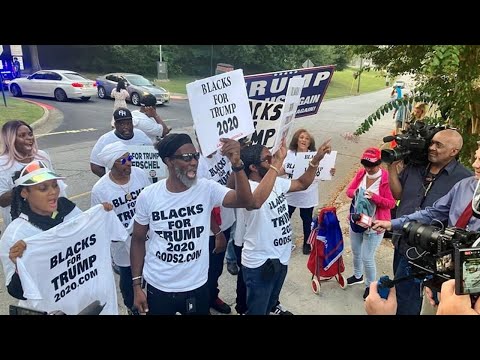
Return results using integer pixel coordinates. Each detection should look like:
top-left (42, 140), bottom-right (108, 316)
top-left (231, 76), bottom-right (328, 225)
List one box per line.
top-left (350, 45), bottom-right (480, 165)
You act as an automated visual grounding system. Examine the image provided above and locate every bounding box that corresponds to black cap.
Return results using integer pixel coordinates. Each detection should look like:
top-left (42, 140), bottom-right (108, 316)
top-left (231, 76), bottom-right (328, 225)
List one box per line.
top-left (156, 133), bottom-right (193, 164)
top-left (113, 107), bottom-right (132, 122)
top-left (140, 94), bottom-right (157, 107)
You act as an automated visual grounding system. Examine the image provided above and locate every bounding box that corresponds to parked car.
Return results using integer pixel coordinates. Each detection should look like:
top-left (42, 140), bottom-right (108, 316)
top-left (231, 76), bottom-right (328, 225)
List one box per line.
top-left (9, 70), bottom-right (96, 102)
top-left (96, 73), bottom-right (170, 106)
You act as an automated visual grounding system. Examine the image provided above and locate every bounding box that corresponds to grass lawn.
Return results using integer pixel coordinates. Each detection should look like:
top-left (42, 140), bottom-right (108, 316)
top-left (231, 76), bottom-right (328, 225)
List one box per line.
top-left (0, 98), bottom-right (44, 127)
top-left (324, 67), bottom-right (387, 99)
top-left (154, 68), bottom-right (387, 99)
top-left (154, 76), bottom-right (197, 94)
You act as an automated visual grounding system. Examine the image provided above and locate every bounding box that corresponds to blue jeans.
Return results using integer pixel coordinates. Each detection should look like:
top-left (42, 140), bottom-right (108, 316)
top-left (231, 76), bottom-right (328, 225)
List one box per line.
top-left (242, 261), bottom-right (288, 315)
top-left (349, 229), bottom-right (384, 287)
top-left (393, 248), bottom-right (423, 315)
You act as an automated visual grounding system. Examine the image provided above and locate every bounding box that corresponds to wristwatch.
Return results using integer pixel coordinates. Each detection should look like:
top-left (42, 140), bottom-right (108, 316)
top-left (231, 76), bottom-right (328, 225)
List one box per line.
top-left (231, 160), bottom-right (245, 172)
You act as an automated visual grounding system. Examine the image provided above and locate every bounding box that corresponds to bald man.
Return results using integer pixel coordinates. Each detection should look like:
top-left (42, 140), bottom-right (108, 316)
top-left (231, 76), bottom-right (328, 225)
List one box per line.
top-left (383, 128), bottom-right (472, 315)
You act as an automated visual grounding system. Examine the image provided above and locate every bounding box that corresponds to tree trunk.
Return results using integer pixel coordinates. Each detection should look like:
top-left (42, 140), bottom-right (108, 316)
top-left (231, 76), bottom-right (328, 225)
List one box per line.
top-left (28, 45), bottom-right (41, 72)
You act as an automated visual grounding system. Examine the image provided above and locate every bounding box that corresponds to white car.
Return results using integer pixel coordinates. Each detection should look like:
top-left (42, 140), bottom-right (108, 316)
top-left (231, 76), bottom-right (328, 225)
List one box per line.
top-left (9, 70), bottom-right (97, 102)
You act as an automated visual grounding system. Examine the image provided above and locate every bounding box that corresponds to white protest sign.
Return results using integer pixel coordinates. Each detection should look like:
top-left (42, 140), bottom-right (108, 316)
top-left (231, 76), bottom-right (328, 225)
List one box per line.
top-left (128, 145), bottom-right (167, 180)
top-left (271, 77), bottom-right (305, 154)
top-left (247, 99), bottom-right (283, 148)
top-left (292, 151), bottom-right (337, 181)
top-left (16, 206), bottom-right (128, 315)
top-left (187, 69), bottom-right (255, 156)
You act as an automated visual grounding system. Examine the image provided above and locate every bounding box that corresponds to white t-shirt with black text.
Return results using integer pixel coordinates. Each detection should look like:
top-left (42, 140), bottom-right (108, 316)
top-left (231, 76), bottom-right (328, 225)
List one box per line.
top-left (91, 167), bottom-right (151, 266)
top-left (283, 149), bottom-right (319, 209)
top-left (134, 178), bottom-right (230, 292)
top-left (197, 152), bottom-right (235, 232)
top-left (13, 205), bottom-right (128, 315)
top-left (241, 178), bottom-right (292, 268)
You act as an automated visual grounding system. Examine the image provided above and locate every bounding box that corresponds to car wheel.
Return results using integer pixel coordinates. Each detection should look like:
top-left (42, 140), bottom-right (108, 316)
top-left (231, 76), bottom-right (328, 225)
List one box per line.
top-left (54, 88), bottom-right (68, 102)
top-left (131, 92), bottom-right (141, 106)
top-left (81, 97), bottom-right (91, 101)
top-left (97, 86), bottom-right (106, 99)
top-left (10, 84), bottom-right (22, 97)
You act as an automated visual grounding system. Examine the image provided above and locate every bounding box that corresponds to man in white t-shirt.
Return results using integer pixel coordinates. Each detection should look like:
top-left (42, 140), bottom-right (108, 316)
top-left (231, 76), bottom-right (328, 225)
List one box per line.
top-left (91, 142), bottom-right (151, 315)
top-left (90, 107), bottom-right (152, 177)
top-left (130, 133), bottom-right (253, 315)
top-left (131, 94), bottom-right (171, 145)
top-left (237, 138), bottom-right (331, 315)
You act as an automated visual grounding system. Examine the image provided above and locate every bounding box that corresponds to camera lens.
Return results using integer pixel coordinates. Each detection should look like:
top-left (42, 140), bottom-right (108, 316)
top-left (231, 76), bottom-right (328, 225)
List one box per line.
top-left (403, 222), bottom-right (441, 253)
top-left (381, 148), bottom-right (411, 164)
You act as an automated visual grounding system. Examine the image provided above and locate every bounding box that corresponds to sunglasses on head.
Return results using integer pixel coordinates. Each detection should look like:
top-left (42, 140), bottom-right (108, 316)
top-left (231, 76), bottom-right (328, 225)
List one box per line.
top-left (170, 152), bottom-right (200, 162)
top-left (116, 154), bottom-right (133, 165)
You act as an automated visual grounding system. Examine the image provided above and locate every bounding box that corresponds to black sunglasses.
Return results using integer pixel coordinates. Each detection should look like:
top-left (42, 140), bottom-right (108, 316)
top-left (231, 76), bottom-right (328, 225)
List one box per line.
top-left (170, 152), bottom-right (200, 162)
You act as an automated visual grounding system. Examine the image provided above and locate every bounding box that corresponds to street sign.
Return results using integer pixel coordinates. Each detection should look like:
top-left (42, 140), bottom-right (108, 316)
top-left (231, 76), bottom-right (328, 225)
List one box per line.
top-left (302, 59), bottom-right (314, 68)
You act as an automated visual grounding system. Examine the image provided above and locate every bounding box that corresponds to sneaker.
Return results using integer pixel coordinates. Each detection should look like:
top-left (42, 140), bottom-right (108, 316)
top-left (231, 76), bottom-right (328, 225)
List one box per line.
top-left (346, 275), bottom-right (364, 286)
top-left (227, 261), bottom-right (239, 276)
top-left (302, 243), bottom-right (311, 255)
top-left (270, 303), bottom-right (293, 315)
top-left (363, 287), bottom-right (370, 300)
top-left (211, 298), bottom-right (231, 314)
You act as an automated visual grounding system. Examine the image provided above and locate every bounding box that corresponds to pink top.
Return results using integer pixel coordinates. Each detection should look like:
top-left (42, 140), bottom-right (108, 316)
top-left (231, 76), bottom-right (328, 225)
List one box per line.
top-left (345, 168), bottom-right (395, 221)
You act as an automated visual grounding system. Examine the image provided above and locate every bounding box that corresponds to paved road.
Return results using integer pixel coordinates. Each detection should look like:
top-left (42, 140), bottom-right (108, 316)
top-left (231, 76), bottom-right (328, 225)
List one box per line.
top-left (0, 88), bottom-right (397, 315)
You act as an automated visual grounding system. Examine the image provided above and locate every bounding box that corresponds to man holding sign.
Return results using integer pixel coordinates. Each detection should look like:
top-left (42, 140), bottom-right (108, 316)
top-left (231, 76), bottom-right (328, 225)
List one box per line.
top-left (130, 133), bottom-right (253, 315)
top-left (237, 137), bottom-right (332, 315)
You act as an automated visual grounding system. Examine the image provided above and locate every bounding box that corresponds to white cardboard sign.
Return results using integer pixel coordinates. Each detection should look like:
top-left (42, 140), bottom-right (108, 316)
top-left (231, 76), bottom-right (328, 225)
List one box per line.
top-left (292, 151), bottom-right (337, 181)
top-left (187, 69), bottom-right (255, 156)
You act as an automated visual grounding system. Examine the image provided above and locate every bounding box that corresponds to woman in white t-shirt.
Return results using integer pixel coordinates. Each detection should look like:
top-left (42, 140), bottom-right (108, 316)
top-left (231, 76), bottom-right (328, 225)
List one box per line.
top-left (110, 80), bottom-right (130, 127)
top-left (0, 120), bottom-right (60, 231)
top-left (282, 129), bottom-right (335, 255)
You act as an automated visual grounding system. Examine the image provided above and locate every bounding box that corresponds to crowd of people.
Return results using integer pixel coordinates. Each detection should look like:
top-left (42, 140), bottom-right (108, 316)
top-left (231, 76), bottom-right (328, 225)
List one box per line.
top-left (1, 86), bottom-right (480, 316)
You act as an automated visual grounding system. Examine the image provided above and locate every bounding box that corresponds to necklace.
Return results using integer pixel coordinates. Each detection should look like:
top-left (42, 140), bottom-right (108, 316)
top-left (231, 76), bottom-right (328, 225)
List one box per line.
top-left (110, 173), bottom-right (132, 201)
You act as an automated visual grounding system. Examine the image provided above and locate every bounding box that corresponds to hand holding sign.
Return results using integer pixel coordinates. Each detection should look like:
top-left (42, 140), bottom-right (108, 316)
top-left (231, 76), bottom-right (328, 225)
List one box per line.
top-left (312, 138), bottom-right (332, 165)
top-left (272, 137), bottom-right (288, 169)
top-left (219, 138), bottom-right (242, 166)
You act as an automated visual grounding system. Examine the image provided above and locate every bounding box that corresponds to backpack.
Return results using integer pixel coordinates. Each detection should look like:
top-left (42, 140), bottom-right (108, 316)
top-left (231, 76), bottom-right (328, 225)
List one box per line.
top-left (349, 187), bottom-right (375, 233)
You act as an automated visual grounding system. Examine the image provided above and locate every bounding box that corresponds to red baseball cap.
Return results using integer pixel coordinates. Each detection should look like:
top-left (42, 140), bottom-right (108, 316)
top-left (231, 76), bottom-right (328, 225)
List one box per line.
top-left (361, 147), bottom-right (381, 163)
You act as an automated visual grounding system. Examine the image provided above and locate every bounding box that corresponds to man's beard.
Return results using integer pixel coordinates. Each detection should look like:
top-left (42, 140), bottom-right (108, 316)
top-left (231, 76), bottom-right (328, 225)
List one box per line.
top-left (258, 165), bottom-right (269, 178)
top-left (174, 165), bottom-right (197, 188)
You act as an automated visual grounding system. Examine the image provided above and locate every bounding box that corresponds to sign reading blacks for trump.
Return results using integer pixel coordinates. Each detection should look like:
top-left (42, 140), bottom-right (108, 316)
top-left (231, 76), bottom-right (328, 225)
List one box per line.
top-left (244, 65), bottom-right (335, 118)
top-left (15, 206), bottom-right (127, 315)
top-left (187, 69), bottom-right (255, 157)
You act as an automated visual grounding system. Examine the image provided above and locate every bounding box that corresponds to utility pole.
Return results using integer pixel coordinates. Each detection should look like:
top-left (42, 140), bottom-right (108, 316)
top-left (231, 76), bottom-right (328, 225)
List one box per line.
top-left (159, 45), bottom-right (162, 62)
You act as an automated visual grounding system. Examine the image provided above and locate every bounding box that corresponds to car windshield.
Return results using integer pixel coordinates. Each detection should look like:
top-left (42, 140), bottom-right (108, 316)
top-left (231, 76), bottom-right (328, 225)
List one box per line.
top-left (124, 75), bottom-right (153, 86)
top-left (63, 72), bottom-right (90, 81)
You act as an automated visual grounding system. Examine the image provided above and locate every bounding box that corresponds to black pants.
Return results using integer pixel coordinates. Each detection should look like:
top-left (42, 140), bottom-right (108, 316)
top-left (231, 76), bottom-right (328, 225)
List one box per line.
top-left (146, 282), bottom-right (209, 315)
top-left (234, 243), bottom-right (247, 314)
top-left (288, 205), bottom-right (314, 244)
top-left (118, 265), bottom-right (137, 314)
top-left (207, 227), bottom-right (231, 305)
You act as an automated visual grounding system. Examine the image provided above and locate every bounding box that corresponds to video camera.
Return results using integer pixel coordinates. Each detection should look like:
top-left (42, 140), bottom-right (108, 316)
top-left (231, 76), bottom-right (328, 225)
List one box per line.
top-left (381, 121), bottom-right (446, 165)
top-left (402, 221), bottom-right (480, 295)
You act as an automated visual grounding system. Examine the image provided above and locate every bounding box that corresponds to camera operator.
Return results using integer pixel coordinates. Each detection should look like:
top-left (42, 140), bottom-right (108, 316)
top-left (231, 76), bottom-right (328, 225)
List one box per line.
top-left (365, 279), bottom-right (480, 315)
top-left (381, 129), bottom-right (472, 315)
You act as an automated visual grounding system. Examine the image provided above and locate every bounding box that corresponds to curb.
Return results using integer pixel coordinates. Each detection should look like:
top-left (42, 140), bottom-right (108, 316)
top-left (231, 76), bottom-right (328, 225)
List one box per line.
top-left (170, 93), bottom-right (187, 100)
top-left (15, 98), bottom-right (52, 130)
